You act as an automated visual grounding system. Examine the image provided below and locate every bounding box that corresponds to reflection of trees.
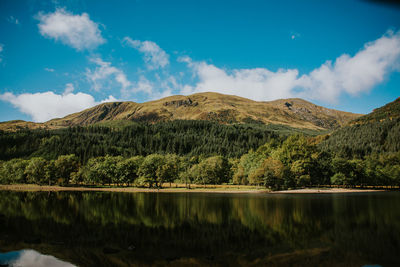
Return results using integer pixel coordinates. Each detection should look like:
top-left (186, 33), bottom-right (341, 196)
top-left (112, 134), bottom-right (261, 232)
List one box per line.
top-left (0, 192), bottom-right (400, 265)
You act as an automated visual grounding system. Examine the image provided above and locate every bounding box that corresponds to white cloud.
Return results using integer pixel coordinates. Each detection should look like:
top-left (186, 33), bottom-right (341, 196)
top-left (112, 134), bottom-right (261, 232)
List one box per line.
top-left (124, 37), bottom-right (169, 69)
top-left (180, 30), bottom-right (400, 103)
top-left (86, 57), bottom-right (132, 93)
top-left (37, 8), bottom-right (105, 51)
top-left (101, 95), bottom-right (118, 103)
top-left (0, 85), bottom-right (117, 122)
top-left (180, 60), bottom-right (299, 100)
top-left (297, 30), bottom-right (400, 102)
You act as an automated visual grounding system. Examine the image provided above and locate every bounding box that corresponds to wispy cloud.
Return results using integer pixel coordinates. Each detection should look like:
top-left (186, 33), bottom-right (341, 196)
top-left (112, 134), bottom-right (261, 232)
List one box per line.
top-left (44, 67), bottom-right (55, 72)
top-left (85, 55), bottom-right (177, 100)
top-left (0, 84), bottom-right (116, 122)
top-left (37, 8), bottom-right (105, 51)
top-left (180, 30), bottom-right (400, 103)
top-left (63, 83), bottom-right (74, 95)
top-left (123, 37), bottom-right (169, 70)
top-left (290, 31), bottom-right (300, 40)
top-left (132, 76), bottom-right (154, 95)
top-left (7, 16), bottom-right (20, 25)
top-left (86, 57), bottom-right (132, 93)
top-left (0, 44), bottom-right (3, 63)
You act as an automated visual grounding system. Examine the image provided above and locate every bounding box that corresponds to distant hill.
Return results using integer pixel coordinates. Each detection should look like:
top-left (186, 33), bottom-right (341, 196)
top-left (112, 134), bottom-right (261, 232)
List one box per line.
top-left (0, 92), bottom-right (361, 131)
top-left (321, 97), bottom-right (400, 158)
top-left (351, 97), bottom-right (400, 124)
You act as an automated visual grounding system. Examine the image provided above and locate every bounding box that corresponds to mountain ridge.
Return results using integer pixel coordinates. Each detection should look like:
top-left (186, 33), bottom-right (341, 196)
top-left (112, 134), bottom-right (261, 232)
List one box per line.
top-left (0, 92), bottom-right (362, 131)
top-left (351, 97), bottom-right (400, 125)
top-left (321, 96), bottom-right (400, 157)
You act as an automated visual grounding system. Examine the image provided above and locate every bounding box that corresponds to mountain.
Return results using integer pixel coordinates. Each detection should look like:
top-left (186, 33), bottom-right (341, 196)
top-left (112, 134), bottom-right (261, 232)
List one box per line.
top-left (0, 92), bottom-right (361, 131)
top-left (320, 97), bottom-right (400, 157)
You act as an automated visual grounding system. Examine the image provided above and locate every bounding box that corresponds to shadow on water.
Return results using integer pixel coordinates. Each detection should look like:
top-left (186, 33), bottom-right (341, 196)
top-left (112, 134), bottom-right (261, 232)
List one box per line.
top-left (0, 191), bottom-right (399, 266)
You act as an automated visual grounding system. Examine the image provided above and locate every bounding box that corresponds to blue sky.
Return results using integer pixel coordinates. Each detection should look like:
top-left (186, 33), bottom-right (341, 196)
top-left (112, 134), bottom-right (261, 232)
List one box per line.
top-left (0, 0), bottom-right (400, 122)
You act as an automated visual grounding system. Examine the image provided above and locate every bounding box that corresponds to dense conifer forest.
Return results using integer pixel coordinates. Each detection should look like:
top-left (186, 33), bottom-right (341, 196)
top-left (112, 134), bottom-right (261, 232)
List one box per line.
top-left (0, 121), bottom-right (289, 162)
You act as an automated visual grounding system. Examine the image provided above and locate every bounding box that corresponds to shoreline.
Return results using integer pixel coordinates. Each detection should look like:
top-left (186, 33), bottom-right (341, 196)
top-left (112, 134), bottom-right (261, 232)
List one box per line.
top-left (0, 184), bottom-right (387, 194)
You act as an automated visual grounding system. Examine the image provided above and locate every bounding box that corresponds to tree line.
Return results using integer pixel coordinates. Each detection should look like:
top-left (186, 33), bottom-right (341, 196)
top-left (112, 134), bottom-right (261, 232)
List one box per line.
top-left (1, 134), bottom-right (399, 188)
top-left (0, 153), bottom-right (231, 187)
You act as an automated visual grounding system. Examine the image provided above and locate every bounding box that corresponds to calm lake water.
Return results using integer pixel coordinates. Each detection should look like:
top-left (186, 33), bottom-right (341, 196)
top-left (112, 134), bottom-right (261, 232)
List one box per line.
top-left (0, 191), bottom-right (399, 266)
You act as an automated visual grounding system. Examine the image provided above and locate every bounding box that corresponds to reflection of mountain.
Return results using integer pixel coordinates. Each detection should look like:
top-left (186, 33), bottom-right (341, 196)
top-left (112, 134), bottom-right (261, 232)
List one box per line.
top-left (0, 191), bottom-right (399, 266)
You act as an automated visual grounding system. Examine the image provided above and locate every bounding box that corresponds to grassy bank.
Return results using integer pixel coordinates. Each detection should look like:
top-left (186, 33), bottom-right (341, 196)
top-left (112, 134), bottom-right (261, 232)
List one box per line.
top-left (0, 184), bottom-right (386, 193)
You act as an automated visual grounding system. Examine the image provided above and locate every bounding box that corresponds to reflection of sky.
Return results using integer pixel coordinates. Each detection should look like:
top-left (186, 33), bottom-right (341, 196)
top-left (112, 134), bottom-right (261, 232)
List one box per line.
top-left (0, 249), bottom-right (75, 267)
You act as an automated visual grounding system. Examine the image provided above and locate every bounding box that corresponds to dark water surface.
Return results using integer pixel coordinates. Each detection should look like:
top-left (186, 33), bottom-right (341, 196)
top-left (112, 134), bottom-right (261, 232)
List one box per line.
top-left (0, 191), bottom-right (399, 266)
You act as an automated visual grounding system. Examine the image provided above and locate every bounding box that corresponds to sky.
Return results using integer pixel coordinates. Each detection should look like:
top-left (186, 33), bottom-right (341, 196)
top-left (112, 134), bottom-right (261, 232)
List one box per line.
top-left (0, 0), bottom-right (400, 122)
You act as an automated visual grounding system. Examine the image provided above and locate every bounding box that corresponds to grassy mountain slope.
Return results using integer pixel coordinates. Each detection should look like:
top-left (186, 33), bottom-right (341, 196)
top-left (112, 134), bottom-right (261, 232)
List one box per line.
top-left (320, 97), bottom-right (400, 157)
top-left (0, 92), bottom-right (361, 131)
top-left (0, 120), bottom-right (46, 131)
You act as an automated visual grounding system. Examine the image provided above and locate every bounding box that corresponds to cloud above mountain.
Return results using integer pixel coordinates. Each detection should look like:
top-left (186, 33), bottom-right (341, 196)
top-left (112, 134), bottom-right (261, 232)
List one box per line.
top-left (180, 30), bottom-right (400, 103)
top-left (37, 8), bottom-right (105, 51)
top-left (124, 37), bottom-right (169, 70)
top-left (0, 84), bottom-right (116, 122)
top-left (86, 57), bottom-right (132, 93)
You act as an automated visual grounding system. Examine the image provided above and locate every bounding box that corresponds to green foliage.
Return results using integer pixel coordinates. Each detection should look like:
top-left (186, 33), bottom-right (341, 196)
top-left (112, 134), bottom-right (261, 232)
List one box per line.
top-left (189, 156), bottom-right (230, 185)
top-left (273, 134), bottom-right (320, 187)
top-left (158, 154), bottom-right (180, 185)
top-left (331, 173), bottom-right (347, 185)
top-left (116, 156), bottom-right (144, 185)
top-left (0, 120), bottom-right (284, 163)
top-left (233, 150), bottom-right (265, 185)
top-left (44, 160), bottom-right (57, 185)
top-left (0, 158), bottom-right (28, 184)
top-left (25, 157), bottom-right (48, 185)
top-left (81, 156), bottom-right (122, 185)
top-left (54, 155), bottom-right (79, 185)
top-left (248, 157), bottom-right (284, 189)
top-left (138, 154), bottom-right (165, 187)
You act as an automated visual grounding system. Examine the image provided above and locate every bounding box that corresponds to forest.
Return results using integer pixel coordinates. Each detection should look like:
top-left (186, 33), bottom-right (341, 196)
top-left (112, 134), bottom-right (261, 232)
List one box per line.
top-left (0, 120), bottom-right (288, 162)
top-left (0, 118), bottom-right (399, 189)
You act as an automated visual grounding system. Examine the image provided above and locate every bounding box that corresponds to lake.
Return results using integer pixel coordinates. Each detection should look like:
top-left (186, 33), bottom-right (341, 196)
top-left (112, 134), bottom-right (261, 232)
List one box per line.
top-left (0, 191), bottom-right (399, 266)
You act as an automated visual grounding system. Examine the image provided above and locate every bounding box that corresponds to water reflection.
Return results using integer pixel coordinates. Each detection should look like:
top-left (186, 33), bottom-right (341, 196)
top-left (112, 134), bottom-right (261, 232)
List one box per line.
top-left (0, 249), bottom-right (75, 267)
top-left (0, 191), bottom-right (399, 266)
